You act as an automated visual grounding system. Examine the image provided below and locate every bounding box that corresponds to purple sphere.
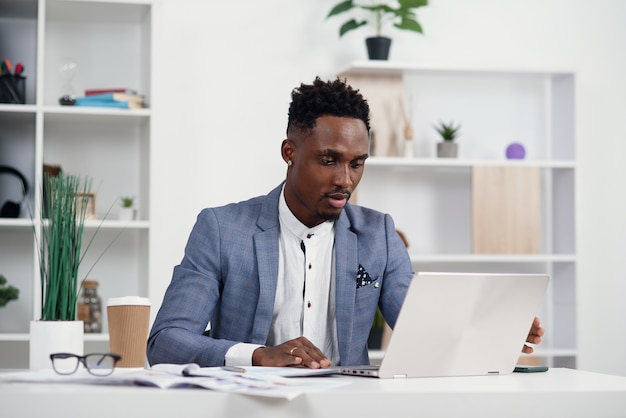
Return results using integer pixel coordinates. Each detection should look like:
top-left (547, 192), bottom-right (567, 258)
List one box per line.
top-left (506, 143), bottom-right (526, 159)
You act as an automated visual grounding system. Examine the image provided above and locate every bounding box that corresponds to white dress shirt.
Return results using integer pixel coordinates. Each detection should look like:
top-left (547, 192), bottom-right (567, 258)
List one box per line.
top-left (225, 187), bottom-right (339, 365)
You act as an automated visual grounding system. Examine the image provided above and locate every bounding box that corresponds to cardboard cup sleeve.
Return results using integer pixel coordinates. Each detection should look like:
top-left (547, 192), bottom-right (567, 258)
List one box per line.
top-left (107, 296), bottom-right (151, 368)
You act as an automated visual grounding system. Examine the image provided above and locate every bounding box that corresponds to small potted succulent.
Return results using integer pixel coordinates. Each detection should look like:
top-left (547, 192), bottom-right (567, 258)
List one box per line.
top-left (118, 196), bottom-right (136, 221)
top-left (434, 120), bottom-right (461, 158)
top-left (326, 0), bottom-right (428, 60)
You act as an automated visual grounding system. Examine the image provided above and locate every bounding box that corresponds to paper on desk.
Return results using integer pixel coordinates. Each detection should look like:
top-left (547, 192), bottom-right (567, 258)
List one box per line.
top-left (0, 365), bottom-right (347, 400)
top-left (163, 363), bottom-right (342, 378)
top-left (152, 363), bottom-right (348, 398)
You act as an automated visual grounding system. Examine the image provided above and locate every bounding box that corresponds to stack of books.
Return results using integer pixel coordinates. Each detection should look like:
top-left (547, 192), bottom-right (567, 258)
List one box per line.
top-left (74, 88), bottom-right (145, 109)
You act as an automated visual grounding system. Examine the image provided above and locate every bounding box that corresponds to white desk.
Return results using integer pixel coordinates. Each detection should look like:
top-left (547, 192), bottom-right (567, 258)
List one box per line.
top-left (2, 368), bottom-right (626, 418)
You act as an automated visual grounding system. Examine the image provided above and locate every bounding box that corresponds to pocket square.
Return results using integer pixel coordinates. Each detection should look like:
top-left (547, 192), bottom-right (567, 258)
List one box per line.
top-left (356, 264), bottom-right (378, 288)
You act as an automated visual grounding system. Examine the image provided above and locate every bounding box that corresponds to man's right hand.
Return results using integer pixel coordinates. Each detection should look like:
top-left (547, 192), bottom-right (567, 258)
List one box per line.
top-left (252, 336), bottom-right (332, 369)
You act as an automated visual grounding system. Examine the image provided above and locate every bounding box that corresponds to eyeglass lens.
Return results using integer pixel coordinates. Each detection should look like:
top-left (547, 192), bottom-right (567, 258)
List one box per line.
top-left (50, 353), bottom-right (80, 375)
top-left (50, 353), bottom-right (119, 376)
top-left (84, 353), bottom-right (117, 376)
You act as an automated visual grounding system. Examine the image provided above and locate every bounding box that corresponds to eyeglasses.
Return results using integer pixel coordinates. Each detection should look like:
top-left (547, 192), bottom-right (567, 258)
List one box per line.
top-left (49, 352), bottom-right (121, 376)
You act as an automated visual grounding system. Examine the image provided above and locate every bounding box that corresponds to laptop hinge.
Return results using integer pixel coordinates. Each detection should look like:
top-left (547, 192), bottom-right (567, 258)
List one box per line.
top-left (392, 374), bottom-right (408, 379)
top-left (487, 371), bottom-right (500, 375)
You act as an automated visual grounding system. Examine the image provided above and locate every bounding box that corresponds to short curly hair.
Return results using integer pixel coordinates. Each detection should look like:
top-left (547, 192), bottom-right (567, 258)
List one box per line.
top-left (287, 77), bottom-right (370, 136)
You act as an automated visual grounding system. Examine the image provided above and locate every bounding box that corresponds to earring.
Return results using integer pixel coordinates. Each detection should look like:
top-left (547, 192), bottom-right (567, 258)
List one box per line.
top-left (287, 160), bottom-right (292, 167)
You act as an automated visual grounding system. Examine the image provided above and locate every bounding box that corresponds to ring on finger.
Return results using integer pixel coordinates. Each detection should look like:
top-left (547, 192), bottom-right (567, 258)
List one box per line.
top-left (289, 347), bottom-right (297, 356)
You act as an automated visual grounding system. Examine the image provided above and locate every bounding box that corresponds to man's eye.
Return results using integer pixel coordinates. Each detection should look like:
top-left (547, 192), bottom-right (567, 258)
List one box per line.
top-left (321, 158), bottom-right (335, 165)
top-left (351, 161), bottom-right (365, 169)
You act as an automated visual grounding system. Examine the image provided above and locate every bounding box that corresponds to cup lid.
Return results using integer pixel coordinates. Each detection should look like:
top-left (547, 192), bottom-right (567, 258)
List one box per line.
top-left (107, 296), bottom-right (150, 307)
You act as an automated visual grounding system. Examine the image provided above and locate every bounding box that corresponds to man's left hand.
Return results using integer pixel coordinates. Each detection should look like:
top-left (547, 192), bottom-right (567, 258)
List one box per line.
top-left (522, 316), bottom-right (544, 354)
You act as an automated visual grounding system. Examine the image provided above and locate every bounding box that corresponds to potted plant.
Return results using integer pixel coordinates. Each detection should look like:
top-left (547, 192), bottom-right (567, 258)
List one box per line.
top-left (368, 307), bottom-right (386, 349)
top-left (0, 274), bottom-right (19, 308)
top-left (118, 196), bottom-right (136, 221)
top-left (326, 0), bottom-right (428, 60)
top-left (434, 120), bottom-right (461, 158)
top-left (30, 172), bottom-right (94, 370)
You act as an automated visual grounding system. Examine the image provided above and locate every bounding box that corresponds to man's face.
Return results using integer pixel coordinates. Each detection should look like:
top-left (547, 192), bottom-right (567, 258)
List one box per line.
top-left (282, 115), bottom-right (369, 228)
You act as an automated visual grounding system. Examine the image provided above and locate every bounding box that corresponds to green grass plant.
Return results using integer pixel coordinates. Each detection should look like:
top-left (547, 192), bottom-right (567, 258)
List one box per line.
top-left (33, 173), bottom-right (126, 321)
top-left (38, 173), bottom-right (92, 321)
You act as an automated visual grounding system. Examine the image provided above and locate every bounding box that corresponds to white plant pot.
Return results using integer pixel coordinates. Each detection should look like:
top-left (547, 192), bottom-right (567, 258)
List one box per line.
top-left (118, 207), bottom-right (136, 221)
top-left (29, 320), bottom-right (84, 370)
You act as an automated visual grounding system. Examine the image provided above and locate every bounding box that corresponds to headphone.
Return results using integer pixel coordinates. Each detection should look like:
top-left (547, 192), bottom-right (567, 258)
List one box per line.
top-left (0, 165), bottom-right (28, 218)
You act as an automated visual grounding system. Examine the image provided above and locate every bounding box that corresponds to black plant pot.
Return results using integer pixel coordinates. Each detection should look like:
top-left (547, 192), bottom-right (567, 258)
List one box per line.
top-left (366, 36), bottom-right (392, 60)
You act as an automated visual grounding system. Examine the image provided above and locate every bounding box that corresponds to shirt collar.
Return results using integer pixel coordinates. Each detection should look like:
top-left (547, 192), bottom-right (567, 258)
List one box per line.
top-left (279, 185), bottom-right (334, 241)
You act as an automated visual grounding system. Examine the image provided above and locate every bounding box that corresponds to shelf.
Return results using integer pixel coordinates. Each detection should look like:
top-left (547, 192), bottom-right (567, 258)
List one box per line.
top-left (535, 348), bottom-right (578, 358)
top-left (0, 105), bottom-right (149, 118)
top-left (42, 105), bottom-right (150, 118)
top-left (46, 0), bottom-right (152, 25)
top-left (83, 220), bottom-right (150, 230)
top-left (0, 0), bottom-right (154, 366)
top-left (410, 254), bottom-right (577, 263)
top-left (0, 104), bottom-right (37, 113)
top-left (0, 219), bottom-right (34, 229)
top-left (0, 332), bottom-right (109, 342)
top-left (0, 219), bottom-right (149, 230)
top-left (337, 60), bottom-right (575, 79)
top-left (84, 333), bottom-right (110, 342)
top-left (366, 157), bottom-right (576, 169)
top-left (0, 333), bottom-right (29, 342)
top-left (345, 62), bottom-right (577, 367)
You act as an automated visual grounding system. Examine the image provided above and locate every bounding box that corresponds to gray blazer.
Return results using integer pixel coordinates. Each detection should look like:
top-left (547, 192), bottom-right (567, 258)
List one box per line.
top-left (147, 183), bottom-right (413, 366)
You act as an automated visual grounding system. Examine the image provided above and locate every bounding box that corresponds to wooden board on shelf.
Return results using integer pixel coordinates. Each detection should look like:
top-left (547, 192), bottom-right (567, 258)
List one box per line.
top-left (338, 72), bottom-right (405, 157)
top-left (472, 166), bottom-right (541, 254)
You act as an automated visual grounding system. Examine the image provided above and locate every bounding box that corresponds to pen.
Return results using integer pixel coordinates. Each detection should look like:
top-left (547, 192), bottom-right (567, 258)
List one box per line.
top-left (221, 366), bottom-right (246, 373)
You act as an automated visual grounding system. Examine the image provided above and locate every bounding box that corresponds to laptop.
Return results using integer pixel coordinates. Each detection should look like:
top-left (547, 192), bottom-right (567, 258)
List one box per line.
top-left (341, 272), bottom-right (549, 378)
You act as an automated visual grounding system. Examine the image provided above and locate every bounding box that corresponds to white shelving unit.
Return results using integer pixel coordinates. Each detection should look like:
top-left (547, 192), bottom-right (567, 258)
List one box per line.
top-left (0, 0), bottom-right (154, 368)
top-left (339, 61), bottom-right (577, 368)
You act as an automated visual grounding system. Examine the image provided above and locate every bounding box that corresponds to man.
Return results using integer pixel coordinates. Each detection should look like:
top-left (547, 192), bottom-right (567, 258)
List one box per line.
top-left (147, 77), bottom-right (543, 369)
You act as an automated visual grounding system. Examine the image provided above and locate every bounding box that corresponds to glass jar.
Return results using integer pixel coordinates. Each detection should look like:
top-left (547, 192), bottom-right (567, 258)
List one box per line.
top-left (77, 280), bottom-right (102, 333)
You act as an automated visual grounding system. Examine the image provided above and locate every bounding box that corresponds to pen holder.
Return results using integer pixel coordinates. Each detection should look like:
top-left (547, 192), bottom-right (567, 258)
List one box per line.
top-left (0, 74), bottom-right (26, 104)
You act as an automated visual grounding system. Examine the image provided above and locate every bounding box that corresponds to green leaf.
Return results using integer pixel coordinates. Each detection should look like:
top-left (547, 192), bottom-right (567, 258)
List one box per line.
top-left (327, 0), bottom-right (354, 18)
top-left (339, 19), bottom-right (368, 37)
top-left (0, 274), bottom-right (19, 308)
top-left (363, 4), bottom-right (394, 14)
top-left (399, 0), bottom-right (429, 9)
top-left (326, 0), bottom-right (428, 38)
top-left (434, 121), bottom-right (461, 141)
top-left (395, 18), bottom-right (423, 33)
top-left (372, 307), bottom-right (386, 329)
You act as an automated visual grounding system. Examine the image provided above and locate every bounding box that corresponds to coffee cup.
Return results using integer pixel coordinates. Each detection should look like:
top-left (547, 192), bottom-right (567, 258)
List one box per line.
top-left (107, 296), bottom-right (150, 368)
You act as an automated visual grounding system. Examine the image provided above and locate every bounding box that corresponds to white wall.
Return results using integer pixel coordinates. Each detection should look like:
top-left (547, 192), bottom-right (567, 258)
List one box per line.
top-left (151, 0), bottom-right (626, 376)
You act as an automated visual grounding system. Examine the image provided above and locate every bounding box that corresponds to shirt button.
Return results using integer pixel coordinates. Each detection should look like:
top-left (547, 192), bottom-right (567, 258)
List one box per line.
top-left (307, 301), bottom-right (312, 308)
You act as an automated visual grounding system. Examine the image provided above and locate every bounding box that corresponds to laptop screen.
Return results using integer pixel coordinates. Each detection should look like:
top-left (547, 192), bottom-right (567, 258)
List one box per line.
top-left (354, 272), bottom-right (549, 379)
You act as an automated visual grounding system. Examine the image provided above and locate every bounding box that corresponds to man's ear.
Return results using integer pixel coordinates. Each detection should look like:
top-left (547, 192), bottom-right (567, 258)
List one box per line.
top-left (281, 139), bottom-right (295, 163)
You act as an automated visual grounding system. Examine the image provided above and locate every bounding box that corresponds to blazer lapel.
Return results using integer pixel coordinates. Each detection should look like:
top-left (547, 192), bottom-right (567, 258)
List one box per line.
top-left (334, 211), bottom-right (358, 364)
top-left (251, 185), bottom-right (282, 344)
